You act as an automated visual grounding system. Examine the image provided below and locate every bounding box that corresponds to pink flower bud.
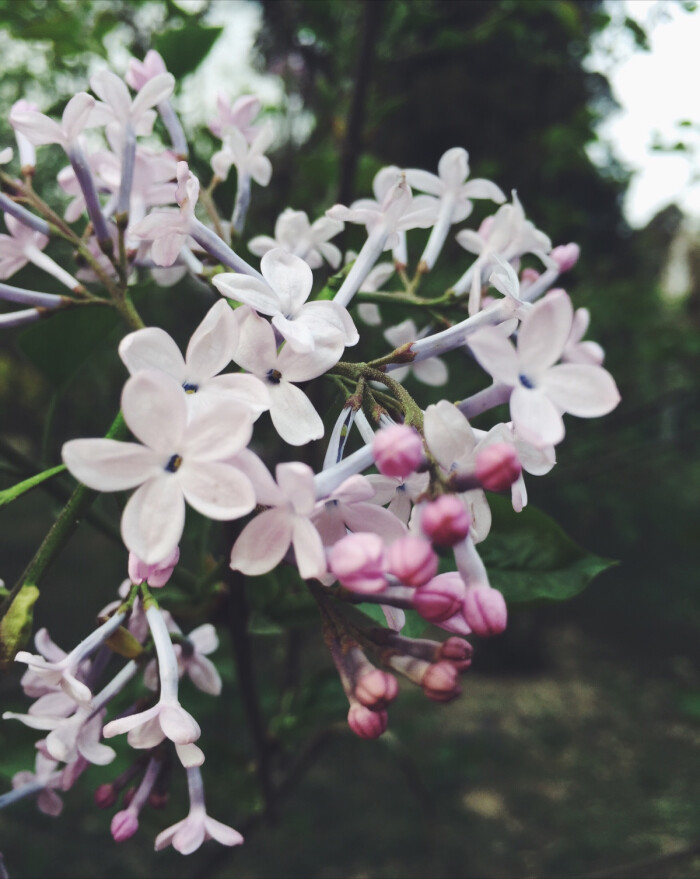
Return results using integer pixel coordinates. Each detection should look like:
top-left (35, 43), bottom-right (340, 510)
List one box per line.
top-left (422, 661), bottom-right (461, 702)
top-left (412, 572), bottom-right (464, 623)
top-left (372, 425), bottom-right (424, 479)
top-left (329, 533), bottom-right (387, 594)
top-left (386, 536), bottom-right (438, 587)
top-left (128, 546), bottom-right (180, 588)
top-left (420, 495), bottom-right (471, 546)
top-left (462, 587), bottom-right (507, 637)
top-left (347, 704), bottom-right (388, 739)
top-left (438, 637), bottom-right (473, 671)
top-left (550, 243), bottom-right (580, 272)
top-left (148, 791), bottom-right (169, 809)
top-left (354, 669), bottom-right (399, 711)
top-left (520, 267), bottom-right (540, 284)
top-left (94, 783), bottom-right (117, 809)
top-left (111, 809), bottom-right (139, 842)
top-left (475, 443), bottom-right (521, 492)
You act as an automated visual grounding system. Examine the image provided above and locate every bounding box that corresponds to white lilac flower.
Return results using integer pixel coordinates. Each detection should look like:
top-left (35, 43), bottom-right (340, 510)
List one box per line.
top-left (119, 300), bottom-right (269, 420)
top-left (209, 93), bottom-right (261, 141)
top-left (62, 370), bottom-right (256, 563)
top-left (0, 214), bottom-right (81, 292)
top-left (365, 471), bottom-right (430, 525)
top-left (561, 305), bottom-right (604, 366)
top-left (310, 475), bottom-right (408, 547)
top-left (155, 767), bottom-right (243, 854)
top-left (468, 289), bottom-right (620, 447)
top-left (248, 208), bottom-right (344, 269)
top-left (144, 622), bottom-right (222, 697)
top-left (383, 319), bottom-right (449, 386)
top-left (211, 122), bottom-right (273, 186)
top-left (214, 248), bottom-right (358, 355)
top-left (405, 147), bottom-right (505, 270)
top-left (11, 746), bottom-right (64, 816)
top-left (422, 401), bottom-right (493, 543)
top-left (454, 191), bottom-right (552, 314)
top-left (230, 462), bottom-right (326, 580)
top-left (9, 93), bottom-right (97, 151)
top-left (89, 69), bottom-right (174, 139)
top-left (229, 306), bottom-right (337, 446)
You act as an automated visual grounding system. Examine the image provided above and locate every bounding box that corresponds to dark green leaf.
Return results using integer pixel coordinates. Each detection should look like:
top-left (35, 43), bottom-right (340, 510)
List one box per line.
top-left (0, 464), bottom-right (65, 508)
top-left (19, 306), bottom-right (119, 389)
top-left (154, 25), bottom-right (224, 80)
top-left (477, 496), bottom-right (615, 604)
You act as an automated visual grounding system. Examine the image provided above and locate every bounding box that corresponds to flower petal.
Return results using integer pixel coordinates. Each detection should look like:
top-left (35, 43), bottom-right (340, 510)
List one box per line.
top-left (230, 306), bottom-right (277, 375)
top-left (468, 327), bottom-right (519, 386)
top-left (230, 508), bottom-right (293, 575)
top-left (212, 273), bottom-right (281, 316)
top-left (121, 475), bottom-right (186, 564)
top-left (178, 461), bottom-right (255, 520)
top-left (159, 704), bottom-right (201, 744)
top-left (510, 386), bottom-right (564, 447)
top-left (269, 381), bottom-right (324, 446)
top-left (541, 364), bottom-right (620, 418)
top-left (121, 371), bottom-right (188, 453)
top-left (118, 327), bottom-right (186, 380)
top-left (517, 289), bottom-right (573, 375)
top-left (291, 517), bottom-right (327, 580)
top-left (261, 248), bottom-right (313, 314)
top-left (185, 300), bottom-right (238, 381)
top-left (204, 816), bottom-right (244, 847)
top-left (62, 439), bottom-right (160, 491)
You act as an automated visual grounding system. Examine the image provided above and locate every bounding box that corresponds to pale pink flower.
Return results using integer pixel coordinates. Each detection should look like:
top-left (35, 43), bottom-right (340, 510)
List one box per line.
top-left (211, 123), bottom-right (273, 186)
top-left (248, 208), bottom-right (344, 269)
top-left (468, 290), bottom-right (620, 447)
top-left (311, 475), bottom-right (408, 547)
top-left (561, 306), bottom-right (604, 366)
top-left (365, 471), bottom-right (429, 525)
top-left (209, 94), bottom-right (261, 141)
top-left (9, 93), bottom-right (97, 150)
top-left (230, 462), bottom-right (326, 580)
top-left (144, 622), bottom-right (222, 697)
top-left (125, 49), bottom-right (168, 90)
top-left (62, 370), bottom-right (256, 563)
top-left (214, 248), bottom-right (358, 355)
top-left (0, 214), bottom-right (80, 291)
top-left (119, 300), bottom-right (269, 420)
top-left (89, 69), bottom-right (174, 138)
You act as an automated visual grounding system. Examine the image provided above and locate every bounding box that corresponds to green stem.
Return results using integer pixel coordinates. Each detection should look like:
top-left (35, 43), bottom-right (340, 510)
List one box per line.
top-left (0, 411), bottom-right (127, 623)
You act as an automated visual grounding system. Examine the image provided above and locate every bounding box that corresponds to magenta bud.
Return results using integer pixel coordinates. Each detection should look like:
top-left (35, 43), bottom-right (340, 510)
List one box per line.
top-left (413, 573), bottom-right (465, 623)
top-left (462, 587), bottom-right (507, 637)
top-left (329, 532), bottom-right (388, 594)
top-left (111, 809), bottom-right (139, 842)
top-left (421, 495), bottom-right (471, 547)
top-left (475, 443), bottom-right (521, 492)
top-left (386, 536), bottom-right (438, 587)
top-left (347, 703), bottom-right (388, 739)
top-left (422, 661), bottom-right (461, 702)
top-left (148, 791), bottom-right (169, 810)
top-left (128, 545), bottom-right (180, 588)
top-left (550, 243), bottom-right (580, 272)
top-left (354, 669), bottom-right (399, 711)
top-left (94, 783), bottom-right (117, 809)
top-left (438, 636), bottom-right (473, 670)
top-left (372, 424), bottom-right (424, 479)
top-left (520, 267), bottom-right (540, 284)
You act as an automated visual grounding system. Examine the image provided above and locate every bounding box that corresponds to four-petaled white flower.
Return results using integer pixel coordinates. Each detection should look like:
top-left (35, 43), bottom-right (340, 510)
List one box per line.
top-left (214, 248), bottom-right (358, 355)
top-left (89, 69), bottom-right (175, 138)
top-left (62, 370), bottom-right (256, 563)
top-left (211, 122), bottom-right (274, 186)
top-left (248, 208), bottom-right (344, 269)
top-left (209, 93), bottom-right (261, 142)
top-left (383, 319), bottom-right (449, 386)
top-left (310, 475), bottom-right (408, 547)
top-left (468, 289), bottom-right (620, 447)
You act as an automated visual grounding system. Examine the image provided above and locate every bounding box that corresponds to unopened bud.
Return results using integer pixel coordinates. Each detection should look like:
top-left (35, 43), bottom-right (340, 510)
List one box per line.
top-left (422, 661), bottom-right (461, 702)
top-left (329, 532), bottom-right (387, 593)
top-left (94, 783), bottom-right (117, 809)
top-left (148, 791), bottom-right (169, 809)
top-left (520, 267), bottom-right (540, 285)
top-left (550, 243), bottom-right (580, 273)
top-left (421, 495), bottom-right (470, 546)
top-left (111, 809), bottom-right (138, 842)
top-left (347, 703), bottom-right (388, 739)
top-left (128, 545), bottom-right (180, 588)
top-left (462, 587), bottom-right (507, 637)
top-left (386, 536), bottom-right (438, 587)
top-left (372, 424), bottom-right (423, 479)
top-left (438, 636), bottom-right (473, 671)
top-left (475, 443), bottom-right (521, 492)
top-left (412, 573), bottom-right (464, 623)
top-left (354, 669), bottom-right (399, 711)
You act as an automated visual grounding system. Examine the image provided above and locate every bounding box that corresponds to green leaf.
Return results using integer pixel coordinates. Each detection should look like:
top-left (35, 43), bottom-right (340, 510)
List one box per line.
top-left (154, 25), bottom-right (224, 79)
top-left (476, 496), bottom-right (615, 604)
top-left (19, 306), bottom-right (119, 389)
top-left (0, 584), bottom-right (39, 669)
top-left (0, 464), bottom-right (65, 508)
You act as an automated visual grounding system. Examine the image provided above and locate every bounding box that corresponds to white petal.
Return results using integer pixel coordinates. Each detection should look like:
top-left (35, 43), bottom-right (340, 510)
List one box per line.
top-left (203, 816), bottom-right (244, 847)
top-left (131, 72), bottom-right (174, 118)
top-left (118, 327), bottom-right (186, 380)
top-left (231, 306), bottom-right (277, 375)
top-left (277, 339), bottom-right (342, 383)
top-left (271, 313), bottom-right (315, 353)
top-left (90, 71), bottom-right (131, 120)
top-left (202, 373), bottom-right (270, 416)
top-left (261, 248), bottom-right (313, 314)
top-left (413, 356), bottom-right (448, 386)
top-left (438, 147), bottom-right (469, 188)
top-left (187, 623), bottom-right (218, 655)
top-left (175, 742), bottom-right (205, 768)
top-left (213, 273), bottom-right (281, 316)
top-left (518, 290), bottom-right (573, 375)
top-left (121, 475), bottom-right (186, 564)
top-left (291, 517), bottom-right (327, 579)
top-left (276, 462), bottom-right (316, 513)
top-left (182, 400), bottom-right (252, 461)
top-left (269, 381), bottom-right (324, 446)
top-left (541, 364), bottom-right (620, 418)
top-left (342, 503), bottom-right (408, 543)
top-left (62, 439), bottom-right (160, 491)
top-left (178, 461), bottom-right (255, 520)
top-left (230, 509), bottom-right (293, 575)
top-left (423, 400), bottom-right (476, 469)
top-left (510, 386), bottom-right (564, 447)
top-left (403, 169), bottom-right (443, 196)
top-left (62, 93), bottom-right (96, 141)
top-left (185, 300), bottom-right (238, 381)
top-left (121, 371), bottom-right (188, 453)
top-left (468, 327), bottom-right (519, 386)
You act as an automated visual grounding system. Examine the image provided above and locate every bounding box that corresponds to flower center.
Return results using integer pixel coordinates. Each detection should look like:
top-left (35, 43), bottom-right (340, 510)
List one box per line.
top-left (518, 373), bottom-right (535, 389)
top-left (165, 454), bottom-right (183, 473)
top-left (182, 382), bottom-right (199, 394)
top-left (266, 369), bottom-right (282, 385)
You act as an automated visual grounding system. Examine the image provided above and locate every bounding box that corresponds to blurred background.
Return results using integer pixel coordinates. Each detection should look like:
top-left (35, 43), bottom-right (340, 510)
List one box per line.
top-left (0, 0), bottom-right (699, 876)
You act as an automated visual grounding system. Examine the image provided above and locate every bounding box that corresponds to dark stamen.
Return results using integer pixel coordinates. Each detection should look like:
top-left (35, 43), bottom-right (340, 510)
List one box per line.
top-left (182, 382), bottom-right (199, 394)
top-left (519, 373), bottom-right (535, 389)
top-left (165, 454), bottom-right (183, 473)
top-left (266, 369), bottom-right (282, 385)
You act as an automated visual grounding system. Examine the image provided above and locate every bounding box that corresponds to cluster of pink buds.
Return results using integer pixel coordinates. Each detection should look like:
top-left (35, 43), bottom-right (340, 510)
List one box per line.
top-left (0, 45), bottom-right (619, 865)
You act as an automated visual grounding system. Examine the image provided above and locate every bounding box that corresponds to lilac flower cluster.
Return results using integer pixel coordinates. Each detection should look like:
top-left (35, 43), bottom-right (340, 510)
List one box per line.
top-left (0, 49), bottom-right (620, 857)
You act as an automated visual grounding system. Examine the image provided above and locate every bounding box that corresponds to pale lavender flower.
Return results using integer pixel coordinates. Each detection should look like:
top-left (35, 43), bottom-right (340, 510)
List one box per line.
top-left (383, 319), bottom-right (448, 386)
top-left (248, 208), bottom-right (344, 269)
